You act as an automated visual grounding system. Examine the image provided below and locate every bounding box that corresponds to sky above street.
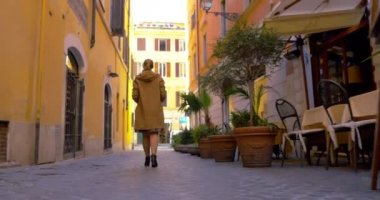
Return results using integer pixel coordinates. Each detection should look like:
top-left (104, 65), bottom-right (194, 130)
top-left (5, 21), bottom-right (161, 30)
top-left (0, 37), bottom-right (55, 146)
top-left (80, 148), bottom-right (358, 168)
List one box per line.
top-left (131, 0), bottom-right (187, 23)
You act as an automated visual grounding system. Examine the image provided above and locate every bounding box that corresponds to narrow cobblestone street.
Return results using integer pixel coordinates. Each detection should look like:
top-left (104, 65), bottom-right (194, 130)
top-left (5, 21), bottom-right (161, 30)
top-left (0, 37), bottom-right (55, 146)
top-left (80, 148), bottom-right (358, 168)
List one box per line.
top-left (0, 149), bottom-right (379, 200)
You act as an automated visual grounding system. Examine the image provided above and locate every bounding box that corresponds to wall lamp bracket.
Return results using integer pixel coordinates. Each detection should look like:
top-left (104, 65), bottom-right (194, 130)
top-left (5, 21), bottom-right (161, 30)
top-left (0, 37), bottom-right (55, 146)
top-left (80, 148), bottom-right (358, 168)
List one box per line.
top-left (108, 71), bottom-right (119, 78)
top-left (205, 11), bottom-right (239, 21)
top-left (201, 0), bottom-right (239, 21)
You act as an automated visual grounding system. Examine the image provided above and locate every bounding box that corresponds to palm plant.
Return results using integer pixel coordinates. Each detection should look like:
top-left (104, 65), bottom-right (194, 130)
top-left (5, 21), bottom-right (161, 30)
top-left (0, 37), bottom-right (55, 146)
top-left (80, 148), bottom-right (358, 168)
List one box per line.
top-left (227, 84), bottom-right (270, 126)
top-left (178, 90), bottom-right (213, 127)
top-left (198, 89), bottom-right (213, 127)
top-left (178, 92), bottom-right (202, 116)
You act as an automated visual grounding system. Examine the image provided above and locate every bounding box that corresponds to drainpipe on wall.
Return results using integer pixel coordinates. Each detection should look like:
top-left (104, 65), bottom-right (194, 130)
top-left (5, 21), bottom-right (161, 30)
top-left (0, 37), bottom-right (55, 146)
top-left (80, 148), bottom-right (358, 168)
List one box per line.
top-left (221, 1), bottom-right (229, 132)
top-left (34, 0), bottom-right (47, 164)
top-left (196, 0), bottom-right (201, 126)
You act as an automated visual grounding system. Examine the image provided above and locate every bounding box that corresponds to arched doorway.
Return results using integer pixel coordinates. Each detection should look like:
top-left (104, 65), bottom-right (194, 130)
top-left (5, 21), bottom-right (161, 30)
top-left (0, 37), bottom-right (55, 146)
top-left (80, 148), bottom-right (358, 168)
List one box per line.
top-left (64, 49), bottom-right (85, 158)
top-left (104, 84), bottom-right (112, 150)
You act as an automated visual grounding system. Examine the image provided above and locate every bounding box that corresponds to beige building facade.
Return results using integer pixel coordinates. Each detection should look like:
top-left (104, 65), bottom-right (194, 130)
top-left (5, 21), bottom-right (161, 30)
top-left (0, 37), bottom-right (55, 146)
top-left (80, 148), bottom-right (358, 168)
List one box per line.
top-left (129, 22), bottom-right (189, 144)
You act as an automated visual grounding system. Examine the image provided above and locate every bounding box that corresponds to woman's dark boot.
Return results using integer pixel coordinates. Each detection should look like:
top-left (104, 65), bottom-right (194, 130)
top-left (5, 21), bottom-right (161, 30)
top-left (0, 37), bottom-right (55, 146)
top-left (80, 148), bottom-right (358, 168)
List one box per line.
top-left (151, 155), bottom-right (158, 168)
top-left (144, 156), bottom-right (150, 167)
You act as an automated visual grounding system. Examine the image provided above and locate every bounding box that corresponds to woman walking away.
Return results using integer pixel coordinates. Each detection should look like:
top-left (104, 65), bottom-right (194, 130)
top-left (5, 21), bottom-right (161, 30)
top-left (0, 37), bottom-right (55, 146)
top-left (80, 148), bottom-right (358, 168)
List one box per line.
top-left (132, 59), bottom-right (166, 168)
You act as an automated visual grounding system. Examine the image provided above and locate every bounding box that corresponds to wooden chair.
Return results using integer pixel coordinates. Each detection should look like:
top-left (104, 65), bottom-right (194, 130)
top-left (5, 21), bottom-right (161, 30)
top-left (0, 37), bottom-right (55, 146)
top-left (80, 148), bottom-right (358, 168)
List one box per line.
top-left (275, 99), bottom-right (327, 167)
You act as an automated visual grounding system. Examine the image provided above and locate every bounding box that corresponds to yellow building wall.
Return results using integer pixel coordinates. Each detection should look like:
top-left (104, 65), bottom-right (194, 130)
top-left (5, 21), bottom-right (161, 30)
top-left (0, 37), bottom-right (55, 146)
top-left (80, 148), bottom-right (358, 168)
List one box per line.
top-left (0, 1), bottom-right (44, 164)
top-left (0, 0), bottom-right (130, 165)
top-left (0, 1), bottom-right (41, 121)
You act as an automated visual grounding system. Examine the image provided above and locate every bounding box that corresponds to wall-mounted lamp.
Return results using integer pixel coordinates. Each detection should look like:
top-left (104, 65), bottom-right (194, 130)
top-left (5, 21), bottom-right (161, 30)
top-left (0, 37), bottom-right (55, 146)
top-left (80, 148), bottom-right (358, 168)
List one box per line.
top-left (201, 0), bottom-right (239, 21)
top-left (108, 71), bottom-right (119, 78)
top-left (107, 64), bottom-right (119, 78)
top-left (284, 44), bottom-right (301, 60)
top-left (284, 37), bottom-right (304, 60)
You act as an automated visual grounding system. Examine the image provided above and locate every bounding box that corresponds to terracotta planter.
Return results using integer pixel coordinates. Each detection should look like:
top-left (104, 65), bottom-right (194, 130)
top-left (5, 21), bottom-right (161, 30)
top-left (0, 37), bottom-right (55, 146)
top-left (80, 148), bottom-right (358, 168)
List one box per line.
top-left (234, 126), bottom-right (276, 167)
top-left (209, 135), bottom-right (237, 162)
top-left (199, 138), bottom-right (213, 158)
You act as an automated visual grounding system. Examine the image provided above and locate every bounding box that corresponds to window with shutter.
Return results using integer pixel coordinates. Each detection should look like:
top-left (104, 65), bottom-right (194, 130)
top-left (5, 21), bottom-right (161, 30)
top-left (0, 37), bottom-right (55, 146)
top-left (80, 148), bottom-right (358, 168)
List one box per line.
top-left (158, 63), bottom-right (167, 77)
top-left (111, 0), bottom-right (125, 36)
top-left (156, 39), bottom-right (170, 51)
top-left (159, 40), bottom-right (166, 51)
top-left (175, 63), bottom-right (179, 77)
top-left (154, 62), bottom-right (158, 73)
top-left (122, 36), bottom-right (129, 64)
top-left (137, 38), bottom-right (146, 51)
top-left (175, 62), bottom-right (186, 77)
top-left (179, 39), bottom-right (186, 51)
top-left (90, 0), bottom-right (96, 48)
top-left (167, 39), bottom-right (171, 51)
top-left (175, 39), bottom-right (179, 51)
top-left (191, 11), bottom-right (196, 29)
top-left (167, 62), bottom-right (171, 77)
top-left (176, 92), bottom-right (181, 107)
top-left (203, 34), bottom-right (207, 65)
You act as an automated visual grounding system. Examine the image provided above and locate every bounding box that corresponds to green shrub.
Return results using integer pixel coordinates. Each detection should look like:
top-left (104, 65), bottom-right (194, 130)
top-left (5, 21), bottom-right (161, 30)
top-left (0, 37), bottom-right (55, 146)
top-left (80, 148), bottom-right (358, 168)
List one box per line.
top-left (180, 129), bottom-right (194, 144)
top-left (192, 124), bottom-right (220, 143)
top-left (171, 134), bottom-right (181, 147)
top-left (231, 110), bottom-right (277, 130)
top-left (231, 111), bottom-right (250, 128)
top-left (172, 129), bottom-right (194, 147)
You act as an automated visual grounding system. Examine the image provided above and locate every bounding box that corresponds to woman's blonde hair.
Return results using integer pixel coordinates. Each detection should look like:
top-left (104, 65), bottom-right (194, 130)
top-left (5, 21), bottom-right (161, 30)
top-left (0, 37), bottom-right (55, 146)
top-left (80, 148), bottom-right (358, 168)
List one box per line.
top-left (143, 59), bottom-right (153, 70)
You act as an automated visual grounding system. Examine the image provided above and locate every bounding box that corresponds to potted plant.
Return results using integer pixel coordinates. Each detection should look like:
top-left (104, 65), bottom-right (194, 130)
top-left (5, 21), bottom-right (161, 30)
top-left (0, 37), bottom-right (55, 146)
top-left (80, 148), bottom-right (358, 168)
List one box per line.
top-left (192, 124), bottom-right (219, 158)
top-left (200, 70), bottom-right (238, 162)
top-left (211, 22), bottom-right (284, 167)
top-left (207, 133), bottom-right (237, 162)
top-left (178, 89), bottom-right (213, 127)
top-left (172, 128), bottom-right (194, 153)
top-left (177, 90), bottom-right (214, 156)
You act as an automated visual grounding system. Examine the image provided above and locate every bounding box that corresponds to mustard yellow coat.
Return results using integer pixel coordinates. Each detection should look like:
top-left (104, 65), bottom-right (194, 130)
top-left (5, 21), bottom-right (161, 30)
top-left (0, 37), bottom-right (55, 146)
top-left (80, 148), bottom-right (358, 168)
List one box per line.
top-left (132, 70), bottom-right (166, 131)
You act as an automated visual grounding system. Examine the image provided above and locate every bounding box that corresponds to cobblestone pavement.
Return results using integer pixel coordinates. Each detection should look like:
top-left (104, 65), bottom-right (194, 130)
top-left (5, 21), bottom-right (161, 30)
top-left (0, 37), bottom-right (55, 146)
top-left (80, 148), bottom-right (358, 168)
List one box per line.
top-left (0, 150), bottom-right (379, 200)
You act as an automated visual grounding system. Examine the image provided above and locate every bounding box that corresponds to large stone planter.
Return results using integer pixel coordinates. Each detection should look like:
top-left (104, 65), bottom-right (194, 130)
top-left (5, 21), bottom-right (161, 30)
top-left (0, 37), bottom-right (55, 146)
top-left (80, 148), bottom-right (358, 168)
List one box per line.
top-left (234, 126), bottom-right (276, 167)
top-left (199, 138), bottom-right (213, 158)
top-left (173, 144), bottom-right (199, 155)
top-left (209, 135), bottom-right (236, 162)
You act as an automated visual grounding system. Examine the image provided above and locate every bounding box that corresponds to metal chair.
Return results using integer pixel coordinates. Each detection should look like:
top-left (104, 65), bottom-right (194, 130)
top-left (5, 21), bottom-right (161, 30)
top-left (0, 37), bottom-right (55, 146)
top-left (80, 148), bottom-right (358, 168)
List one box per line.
top-left (318, 79), bottom-right (354, 170)
top-left (275, 98), bottom-right (326, 167)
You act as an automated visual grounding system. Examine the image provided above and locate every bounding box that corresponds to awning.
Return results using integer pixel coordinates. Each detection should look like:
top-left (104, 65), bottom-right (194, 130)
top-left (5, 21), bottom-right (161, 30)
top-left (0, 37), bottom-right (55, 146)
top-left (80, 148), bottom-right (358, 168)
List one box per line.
top-left (263, 0), bottom-right (365, 36)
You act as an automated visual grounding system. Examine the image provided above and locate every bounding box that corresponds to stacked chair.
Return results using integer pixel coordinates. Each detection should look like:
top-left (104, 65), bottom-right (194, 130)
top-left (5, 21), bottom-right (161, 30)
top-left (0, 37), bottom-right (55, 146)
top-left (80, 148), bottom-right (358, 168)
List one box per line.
top-left (318, 79), bottom-right (378, 171)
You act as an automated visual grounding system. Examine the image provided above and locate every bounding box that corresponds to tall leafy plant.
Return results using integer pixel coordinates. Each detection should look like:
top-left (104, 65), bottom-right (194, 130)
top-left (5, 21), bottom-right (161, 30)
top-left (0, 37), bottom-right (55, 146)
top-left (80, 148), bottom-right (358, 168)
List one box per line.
top-left (198, 89), bottom-right (213, 127)
top-left (228, 84), bottom-right (270, 126)
top-left (212, 22), bottom-right (284, 126)
top-left (178, 92), bottom-right (202, 116)
top-left (178, 90), bottom-right (213, 127)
